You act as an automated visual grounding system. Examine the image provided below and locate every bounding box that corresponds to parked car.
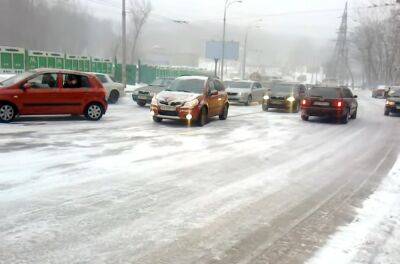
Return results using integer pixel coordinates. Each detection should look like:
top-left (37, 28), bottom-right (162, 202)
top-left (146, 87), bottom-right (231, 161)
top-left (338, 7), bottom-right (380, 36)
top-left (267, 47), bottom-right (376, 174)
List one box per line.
top-left (224, 80), bottom-right (265, 106)
top-left (372, 85), bottom-right (388, 98)
top-left (0, 69), bottom-right (107, 122)
top-left (384, 87), bottom-right (400, 116)
top-left (132, 77), bottom-right (175, 106)
top-left (89, 72), bottom-right (124, 104)
top-left (301, 86), bottom-right (358, 124)
top-left (262, 82), bottom-right (306, 113)
top-left (150, 76), bottom-right (229, 126)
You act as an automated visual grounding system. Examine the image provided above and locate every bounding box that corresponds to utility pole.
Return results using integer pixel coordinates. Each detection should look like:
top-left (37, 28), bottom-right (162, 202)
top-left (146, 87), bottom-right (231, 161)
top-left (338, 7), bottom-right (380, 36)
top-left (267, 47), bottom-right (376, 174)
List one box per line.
top-left (122, 0), bottom-right (127, 88)
top-left (220, 1), bottom-right (228, 81)
top-left (242, 30), bottom-right (248, 80)
top-left (327, 1), bottom-right (354, 86)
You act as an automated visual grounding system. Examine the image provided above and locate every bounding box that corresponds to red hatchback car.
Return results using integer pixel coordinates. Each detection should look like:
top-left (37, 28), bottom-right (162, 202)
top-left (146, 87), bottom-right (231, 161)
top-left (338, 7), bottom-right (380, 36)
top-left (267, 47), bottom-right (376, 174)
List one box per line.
top-left (0, 69), bottom-right (108, 122)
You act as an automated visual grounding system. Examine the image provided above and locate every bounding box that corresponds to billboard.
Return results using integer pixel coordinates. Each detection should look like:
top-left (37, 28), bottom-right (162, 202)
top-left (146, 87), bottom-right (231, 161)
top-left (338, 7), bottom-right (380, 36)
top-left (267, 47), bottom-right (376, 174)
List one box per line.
top-left (205, 41), bottom-right (239, 61)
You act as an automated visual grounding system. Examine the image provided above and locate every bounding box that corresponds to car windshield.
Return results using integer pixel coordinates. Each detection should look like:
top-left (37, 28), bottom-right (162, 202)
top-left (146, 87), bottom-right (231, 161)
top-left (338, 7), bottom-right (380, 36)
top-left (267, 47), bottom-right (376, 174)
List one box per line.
top-left (226, 81), bottom-right (252, 89)
top-left (271, 84), bottom-right (295, 93)
top-left (166, 78), bottom-right (205, 94)
top-left (0, 72), bottom-right (35, 87)
top-left (95, 74), bottom-right (108, 83)
top-left (309, 87), bottom-right (341, 98)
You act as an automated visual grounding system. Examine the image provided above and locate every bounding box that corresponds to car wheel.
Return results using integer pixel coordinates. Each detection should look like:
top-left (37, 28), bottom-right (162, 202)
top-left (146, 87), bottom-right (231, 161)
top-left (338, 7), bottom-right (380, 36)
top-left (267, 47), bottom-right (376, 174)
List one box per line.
top-left (137, 100), bottom-right (146, 107)
top-left (108, 90), bottom-right (120, 104)
top-left (245, 95), bottom-right (252, 106)
top-left (153, 116), bottom-right (162, 123)
top-left (351, 108), bottom-right (358, 119)
top-left (262, 104), bottom-right (269, 111)
top-left (85, 103), bottom-right (104, 121)
top-left (301, 114), bottom-right (309, 121)
top-left (219, 104), bottom-right (229, 120)
top-left (0, 103), bottom-right (16, 123)
top-left (384, 109), bottom-right (390, 116)
top-left (197, 107), bottom-right (208, 127)
top-left (341, 109), bottom-right (350, 124)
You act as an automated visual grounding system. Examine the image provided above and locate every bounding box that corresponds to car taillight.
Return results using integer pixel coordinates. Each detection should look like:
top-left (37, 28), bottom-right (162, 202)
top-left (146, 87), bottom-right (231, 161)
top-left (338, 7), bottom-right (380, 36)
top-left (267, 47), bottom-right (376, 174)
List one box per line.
top-left (333, 100), bottom-right (344, 108)
top-left (302, 99), bottom-right (310, 106)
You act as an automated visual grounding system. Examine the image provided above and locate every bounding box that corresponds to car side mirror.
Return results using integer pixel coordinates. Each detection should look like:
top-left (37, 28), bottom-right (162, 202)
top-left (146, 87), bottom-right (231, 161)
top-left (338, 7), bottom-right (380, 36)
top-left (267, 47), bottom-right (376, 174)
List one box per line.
top-left (22, 83), bottom-right (32, 91)
top-left (354, 95), bottom-right (358, 98)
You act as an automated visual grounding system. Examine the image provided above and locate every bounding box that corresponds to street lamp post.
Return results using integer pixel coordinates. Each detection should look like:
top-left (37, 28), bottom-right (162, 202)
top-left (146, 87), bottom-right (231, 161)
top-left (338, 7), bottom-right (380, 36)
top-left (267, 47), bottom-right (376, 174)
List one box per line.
top-left (220, 0), bottom-right (242, 81)
top-left (242, 20), bottom-right (262, 80)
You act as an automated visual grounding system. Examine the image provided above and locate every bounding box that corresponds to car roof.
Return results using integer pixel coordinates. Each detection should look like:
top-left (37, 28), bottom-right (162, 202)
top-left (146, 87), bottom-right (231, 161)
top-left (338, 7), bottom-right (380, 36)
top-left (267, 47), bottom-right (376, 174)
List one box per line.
top-left (33, 68), bottom-right (93, 76)
top-left (175, 76), bottom-right (209, 81)
top-left (227, 80), bottom-right (255, 83)
top-left (87, 72), bottom-right (108, 76)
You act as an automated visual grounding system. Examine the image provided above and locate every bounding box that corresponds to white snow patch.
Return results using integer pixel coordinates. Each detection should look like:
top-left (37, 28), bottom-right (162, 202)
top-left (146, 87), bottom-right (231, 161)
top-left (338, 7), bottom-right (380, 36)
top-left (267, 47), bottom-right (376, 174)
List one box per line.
top-left (0, 74), bottom-right (15, 82)
top-left (307, 155), bottom-right (400, 264)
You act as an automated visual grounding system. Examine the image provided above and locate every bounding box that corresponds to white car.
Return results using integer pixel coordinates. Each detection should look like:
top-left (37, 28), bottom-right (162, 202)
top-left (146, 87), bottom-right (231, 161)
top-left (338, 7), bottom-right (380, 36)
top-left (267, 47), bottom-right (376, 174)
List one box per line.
top-left (90, 73), bottom-right (125, 104)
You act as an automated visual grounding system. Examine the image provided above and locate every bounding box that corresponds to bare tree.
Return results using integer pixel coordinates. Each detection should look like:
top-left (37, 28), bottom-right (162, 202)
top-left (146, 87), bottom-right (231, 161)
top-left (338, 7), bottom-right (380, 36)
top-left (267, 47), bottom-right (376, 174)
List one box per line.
top-left (128, 0), bottom-right (152, 64)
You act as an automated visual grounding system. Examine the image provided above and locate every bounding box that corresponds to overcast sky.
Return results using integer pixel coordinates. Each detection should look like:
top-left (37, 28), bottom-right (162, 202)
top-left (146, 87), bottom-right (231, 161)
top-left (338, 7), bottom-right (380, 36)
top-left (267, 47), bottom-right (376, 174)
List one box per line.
top-left (80, 0), bottom-right (377, 39)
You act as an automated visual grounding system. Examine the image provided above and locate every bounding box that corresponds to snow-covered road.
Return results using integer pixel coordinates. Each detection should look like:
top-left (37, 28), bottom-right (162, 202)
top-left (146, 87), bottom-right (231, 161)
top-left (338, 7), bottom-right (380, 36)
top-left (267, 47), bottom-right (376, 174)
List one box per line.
top-left (0, 91), bottom-right (399, 264)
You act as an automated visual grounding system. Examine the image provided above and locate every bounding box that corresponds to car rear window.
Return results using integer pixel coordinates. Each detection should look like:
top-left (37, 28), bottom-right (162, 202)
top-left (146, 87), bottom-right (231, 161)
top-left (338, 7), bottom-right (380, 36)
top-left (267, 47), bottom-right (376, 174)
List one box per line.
top-left (96, 74), bottom-right (108, 83)
top-left (309, 87), bottom-right (341, 98)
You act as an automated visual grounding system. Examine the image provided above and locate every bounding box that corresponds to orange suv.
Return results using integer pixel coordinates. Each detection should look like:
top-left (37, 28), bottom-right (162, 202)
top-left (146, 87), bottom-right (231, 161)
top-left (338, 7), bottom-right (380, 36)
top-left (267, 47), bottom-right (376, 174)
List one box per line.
top-left (0, 69), bottom-right (108, 122)
top-left (150, 76), bottom-right (229, 126)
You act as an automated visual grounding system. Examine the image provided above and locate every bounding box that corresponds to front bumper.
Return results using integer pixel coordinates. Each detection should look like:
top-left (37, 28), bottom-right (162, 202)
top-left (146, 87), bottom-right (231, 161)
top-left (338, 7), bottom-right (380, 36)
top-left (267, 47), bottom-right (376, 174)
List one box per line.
top-left (132, 94), bottom-right (153, 104)
top-left (228, 94), bottom-right (248, 103)
top-left (150, 104), bottom-right (201, 121)
top-left (385, 105), bottom-right (400, 113)
top-left (263, 99), bottom-right (297, 110)
top-left (302, 106), bottom-right (344, 118)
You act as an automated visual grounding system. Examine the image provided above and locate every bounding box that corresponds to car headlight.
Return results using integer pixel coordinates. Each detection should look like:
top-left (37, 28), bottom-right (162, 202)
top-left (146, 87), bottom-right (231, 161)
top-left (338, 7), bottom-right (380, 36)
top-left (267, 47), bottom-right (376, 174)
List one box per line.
top-left (287, 96), bottom-right (295, 103)
top-left (149, 92), bottom-right (155, 97)
top-left (183, 99), bottom-right (199, 108)
top-left (263, 95), bottom-right (270, 100)
top-left (386, 100), bottom-right (395, 106)
top-left (151, 96), bottom-right (158, 105)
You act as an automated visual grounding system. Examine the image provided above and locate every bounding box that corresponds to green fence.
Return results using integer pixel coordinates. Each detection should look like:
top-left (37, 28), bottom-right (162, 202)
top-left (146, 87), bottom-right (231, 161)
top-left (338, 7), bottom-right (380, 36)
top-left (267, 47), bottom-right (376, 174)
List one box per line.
top-left (0, 46), bottom-right (25, 74)
top-left (0, 45), bottom-right (210, 84)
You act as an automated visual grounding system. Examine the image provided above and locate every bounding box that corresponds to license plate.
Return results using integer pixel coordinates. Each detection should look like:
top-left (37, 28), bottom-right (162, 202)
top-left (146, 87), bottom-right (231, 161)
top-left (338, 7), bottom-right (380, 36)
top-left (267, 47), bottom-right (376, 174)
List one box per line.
top-left (138, 95), bottom-right (147, 100)
top-left (159, 105), bottom-right (176, 111)
top-left (271, 100), bottom-right (283, 104)
top-left (314, 101), bottom-right (330, 106)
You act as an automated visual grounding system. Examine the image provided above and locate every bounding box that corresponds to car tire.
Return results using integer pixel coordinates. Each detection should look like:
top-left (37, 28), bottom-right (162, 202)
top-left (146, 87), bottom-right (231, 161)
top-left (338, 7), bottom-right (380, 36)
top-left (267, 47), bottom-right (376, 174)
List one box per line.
top-left (245, 95), bottom-right (252, 106)
top-left (0, 103), bottom-right (16, 123)
top-left (262, 104), bottom-right (269, 111)
top-left (197, 107), bottom-right (208, 127)
top-left (108, 90), bottom-right (120, 104)
top-left (384, 109), bottom-right (390, 116)
top-left (351, 108), bottom-right (358, 119)
top-left (85, 103), bottom-right (104, 121)
top-left (153, 116), bottom-right (162, 123)
top-left (137, 101), bottom-right (146, 107)
top-left (219, 104), bottom-right (229, 120)
top-left (301, 114), bottom-right (309, 121)
top-left (341, 109), bottom-right (350, 124)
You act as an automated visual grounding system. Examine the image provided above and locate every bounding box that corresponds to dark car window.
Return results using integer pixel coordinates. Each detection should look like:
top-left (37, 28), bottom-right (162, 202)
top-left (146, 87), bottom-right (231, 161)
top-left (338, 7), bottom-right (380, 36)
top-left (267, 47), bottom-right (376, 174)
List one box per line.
top-left (95, 74), bottom-right (108, 84)
top-left (27, 73), bottom-right (58, 89)
top-left (255, 83), bottom-right (262, 89)
top-left (309, 87), bottom-right (341, 98)
top-left (166, 78), bottom-right (205, 94)
top-left (271, 84), bottom-right (295, 93)
top-left (214, 80), bottom-right (225, 92)
top-left (342, 88), bottom-right (353, 98)
top-left (63, 74), bottom-right (91, 89)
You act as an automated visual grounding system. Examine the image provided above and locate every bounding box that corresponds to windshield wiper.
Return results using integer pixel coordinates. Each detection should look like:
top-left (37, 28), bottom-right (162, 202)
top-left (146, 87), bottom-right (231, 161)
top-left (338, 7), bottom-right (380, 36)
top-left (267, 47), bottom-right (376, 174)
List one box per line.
top-left (177, 90), bottom-right (191, 93)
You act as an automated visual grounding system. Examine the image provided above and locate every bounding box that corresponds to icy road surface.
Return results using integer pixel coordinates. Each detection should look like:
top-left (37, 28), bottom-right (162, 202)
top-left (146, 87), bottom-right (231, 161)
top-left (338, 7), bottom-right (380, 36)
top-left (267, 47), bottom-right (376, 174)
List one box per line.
top-left (0, 91), bottom-right (399, 264)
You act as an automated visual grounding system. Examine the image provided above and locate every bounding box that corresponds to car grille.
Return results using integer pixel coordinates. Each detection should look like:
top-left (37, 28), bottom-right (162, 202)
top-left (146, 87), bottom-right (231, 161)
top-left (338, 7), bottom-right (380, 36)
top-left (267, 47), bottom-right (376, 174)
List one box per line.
top-left (138, 91), bottom-right (150, 95)
top-left (271, 96), bottom-right (285, 100)
top-left (228, 92), bottom-right (238, 96)
top-left (159, 101), bottom-right (183, 107)
top-left (159, 110), bottom-right (178, 116)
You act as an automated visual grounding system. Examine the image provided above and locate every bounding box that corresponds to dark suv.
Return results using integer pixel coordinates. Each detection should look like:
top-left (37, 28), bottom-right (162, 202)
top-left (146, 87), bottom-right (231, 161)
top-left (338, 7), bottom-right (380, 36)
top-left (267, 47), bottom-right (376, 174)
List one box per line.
top-left (262, 82), bottom-right (306, 113)
top-left (301, 86), bottom-right (358, 124)
top-left (384, 87), bottom-right (400, 116)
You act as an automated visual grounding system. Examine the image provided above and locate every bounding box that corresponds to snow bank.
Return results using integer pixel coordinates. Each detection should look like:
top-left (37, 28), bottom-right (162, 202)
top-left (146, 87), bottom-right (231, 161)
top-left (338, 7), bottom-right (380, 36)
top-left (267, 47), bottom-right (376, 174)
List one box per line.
top-left (307, 155), bottom-right (400, 264)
